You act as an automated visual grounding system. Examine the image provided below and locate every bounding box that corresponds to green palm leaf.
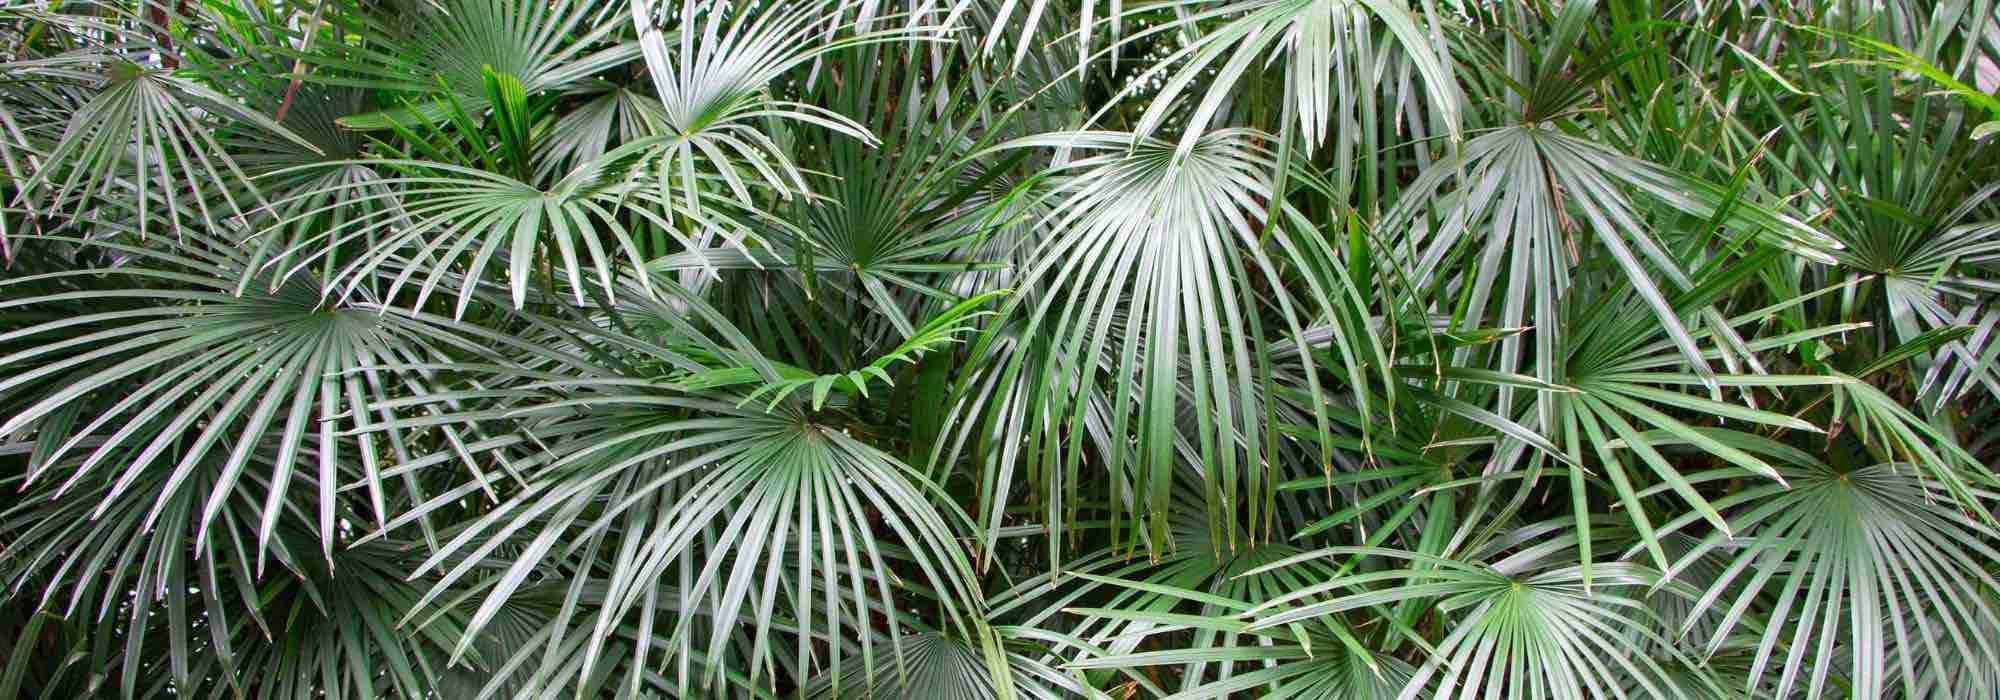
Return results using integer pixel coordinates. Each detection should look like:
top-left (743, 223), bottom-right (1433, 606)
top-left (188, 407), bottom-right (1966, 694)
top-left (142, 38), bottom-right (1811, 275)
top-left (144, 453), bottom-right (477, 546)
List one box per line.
top-left (1244, 545), bottom-right (1722, 700)
top-left (0, 236), bottom-right (505, 562)
top-left (1667, 463), bottom-right (2000, 699)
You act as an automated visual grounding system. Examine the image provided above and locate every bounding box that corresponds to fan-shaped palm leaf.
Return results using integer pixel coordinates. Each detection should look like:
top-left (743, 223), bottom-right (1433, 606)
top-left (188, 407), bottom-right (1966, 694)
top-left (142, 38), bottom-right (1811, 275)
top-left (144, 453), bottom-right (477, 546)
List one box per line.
top-left (957, 128), bottom-right (1385, 562)
top-left (1664, 463), bottom-right (2000, 699)
top-left (0, 235), bottom-right (505, 562)
top-left (357, 279), bottom-right (1011, 696)
top-left (1245, 545), bottom-right (1720, 700)
top-left (326, 0), bottom-right (639, 130)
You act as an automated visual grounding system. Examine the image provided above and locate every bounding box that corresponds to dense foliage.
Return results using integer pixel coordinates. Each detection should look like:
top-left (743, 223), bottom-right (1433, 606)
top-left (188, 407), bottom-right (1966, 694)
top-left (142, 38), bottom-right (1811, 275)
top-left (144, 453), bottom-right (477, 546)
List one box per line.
top-left (1, 0), bottom-right (1998, 697)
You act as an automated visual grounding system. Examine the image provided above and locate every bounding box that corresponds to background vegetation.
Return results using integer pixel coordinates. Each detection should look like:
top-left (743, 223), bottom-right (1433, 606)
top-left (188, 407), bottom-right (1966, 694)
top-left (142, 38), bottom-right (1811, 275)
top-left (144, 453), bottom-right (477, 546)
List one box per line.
top-left (1, 0), bottom-right (1998, 697)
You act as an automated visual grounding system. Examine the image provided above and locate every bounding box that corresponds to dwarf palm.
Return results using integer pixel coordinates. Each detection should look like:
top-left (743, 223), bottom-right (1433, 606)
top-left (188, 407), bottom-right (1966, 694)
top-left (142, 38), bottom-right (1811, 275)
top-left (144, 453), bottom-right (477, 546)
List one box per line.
top-left (2, 1), bottom-right (1998, 698)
